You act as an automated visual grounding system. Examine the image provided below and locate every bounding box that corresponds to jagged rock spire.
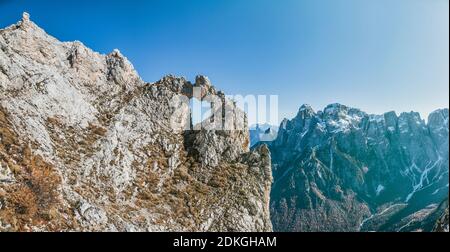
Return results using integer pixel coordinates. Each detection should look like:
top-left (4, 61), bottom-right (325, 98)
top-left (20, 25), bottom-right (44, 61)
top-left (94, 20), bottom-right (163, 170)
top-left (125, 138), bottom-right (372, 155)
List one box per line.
top-left (22, 12), bottom-right (30, 22)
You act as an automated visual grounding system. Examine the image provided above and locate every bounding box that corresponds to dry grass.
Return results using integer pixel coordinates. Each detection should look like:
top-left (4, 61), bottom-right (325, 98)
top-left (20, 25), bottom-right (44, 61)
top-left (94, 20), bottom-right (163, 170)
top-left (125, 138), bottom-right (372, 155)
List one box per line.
top-left (46, 117), bottom-right (107, 165)
top-left (0, 107), bottom-right (71, 231)
top-left (88, 123), bottom-right (107, 137)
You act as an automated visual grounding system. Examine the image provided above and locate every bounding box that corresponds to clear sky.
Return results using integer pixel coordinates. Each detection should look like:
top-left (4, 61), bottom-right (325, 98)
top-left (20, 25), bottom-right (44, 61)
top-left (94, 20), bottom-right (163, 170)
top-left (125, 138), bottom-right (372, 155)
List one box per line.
top-left (1, 0), bottom-right (448, 123)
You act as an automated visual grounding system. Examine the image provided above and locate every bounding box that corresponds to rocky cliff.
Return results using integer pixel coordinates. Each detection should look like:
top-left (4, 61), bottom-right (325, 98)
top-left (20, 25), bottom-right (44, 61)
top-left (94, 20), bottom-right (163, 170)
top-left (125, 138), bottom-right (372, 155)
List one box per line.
top-left (266, 103), bottom-right (449, 232)
top-left (0, 13), bottom-right (273, 232)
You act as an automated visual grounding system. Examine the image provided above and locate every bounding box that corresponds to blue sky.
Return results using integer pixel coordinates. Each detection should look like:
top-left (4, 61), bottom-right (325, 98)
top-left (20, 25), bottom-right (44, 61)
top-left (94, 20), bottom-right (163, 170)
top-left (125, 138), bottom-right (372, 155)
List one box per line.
top-left (1, 0), bottom-right (448, 123)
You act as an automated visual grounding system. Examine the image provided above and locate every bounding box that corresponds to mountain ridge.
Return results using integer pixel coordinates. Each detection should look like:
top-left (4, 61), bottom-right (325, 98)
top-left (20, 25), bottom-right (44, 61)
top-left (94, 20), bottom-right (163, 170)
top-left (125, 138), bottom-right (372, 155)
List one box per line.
top-left (263, 103), bottom-right (448, 232)
top-left (0, 13), bottom-right (273, 232)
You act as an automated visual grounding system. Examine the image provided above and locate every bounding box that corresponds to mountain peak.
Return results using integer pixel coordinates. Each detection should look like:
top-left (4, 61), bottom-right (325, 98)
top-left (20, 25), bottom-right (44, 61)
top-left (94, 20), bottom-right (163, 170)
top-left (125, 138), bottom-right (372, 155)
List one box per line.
top-left (195, 75), bottom-right (212, 87)
top-left (299, 104), bottom-right (313, 111)
top-left (429, 108), bottom-right (449, 121)
top-left (323, 103), bottom-right (348, 117)
top-left (22, 12), bottom-right (30, 23)
top-left (295, 104), bottom-right (316, 120)
top-left (17, 11), bottom-right (37, 31)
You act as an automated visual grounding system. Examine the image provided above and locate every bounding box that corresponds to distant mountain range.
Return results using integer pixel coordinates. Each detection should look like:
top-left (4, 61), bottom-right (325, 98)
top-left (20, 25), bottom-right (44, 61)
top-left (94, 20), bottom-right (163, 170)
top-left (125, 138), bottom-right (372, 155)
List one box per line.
top-left (255, 103), bottom-right (449, 232)
top-left (249, 124), bottom-right (279, 147)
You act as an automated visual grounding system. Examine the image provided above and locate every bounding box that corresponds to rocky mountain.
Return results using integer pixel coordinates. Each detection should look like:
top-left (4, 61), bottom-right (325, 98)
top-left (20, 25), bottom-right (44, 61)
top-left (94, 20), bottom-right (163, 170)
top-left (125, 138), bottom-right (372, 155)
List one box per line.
top-left (250, 124), bottom-right (279, 147)
top-left (265, 103), bottom-right (449, 232)
top-left (0, 13), bottom-right (273, 232)
top-left (433, 199), bottom-right (449, 232)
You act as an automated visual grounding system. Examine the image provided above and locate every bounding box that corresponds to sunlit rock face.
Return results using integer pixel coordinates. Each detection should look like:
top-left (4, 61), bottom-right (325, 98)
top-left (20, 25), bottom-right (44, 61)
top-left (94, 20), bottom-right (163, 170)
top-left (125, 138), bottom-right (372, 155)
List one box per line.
top-left (250, 124), bottom-right (279, 147)
top-left (0, 13), bottom-right (272, 232)
top-left (265, 103), bottom-right (449, 232)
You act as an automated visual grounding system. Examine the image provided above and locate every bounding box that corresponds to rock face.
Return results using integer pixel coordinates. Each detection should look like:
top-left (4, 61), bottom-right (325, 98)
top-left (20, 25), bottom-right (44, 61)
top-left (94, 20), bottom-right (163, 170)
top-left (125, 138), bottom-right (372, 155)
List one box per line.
top-left (433, 199), bottom-right (449, 232)
top-left (265, 103), bottom-right (449, 232)
top-left (0, 13), bottom-right (272, 232)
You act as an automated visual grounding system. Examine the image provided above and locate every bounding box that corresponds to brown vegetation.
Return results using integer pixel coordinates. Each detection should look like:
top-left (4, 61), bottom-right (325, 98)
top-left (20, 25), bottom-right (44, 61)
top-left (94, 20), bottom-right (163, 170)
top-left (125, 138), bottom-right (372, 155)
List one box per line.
top-left (0, 107), bottom-right (69, 231)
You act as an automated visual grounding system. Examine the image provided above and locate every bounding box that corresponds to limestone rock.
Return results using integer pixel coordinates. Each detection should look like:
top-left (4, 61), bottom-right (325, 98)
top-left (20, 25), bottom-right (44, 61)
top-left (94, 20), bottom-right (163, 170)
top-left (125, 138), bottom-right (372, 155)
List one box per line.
top-left (0, 13), bottom-right (272, 232)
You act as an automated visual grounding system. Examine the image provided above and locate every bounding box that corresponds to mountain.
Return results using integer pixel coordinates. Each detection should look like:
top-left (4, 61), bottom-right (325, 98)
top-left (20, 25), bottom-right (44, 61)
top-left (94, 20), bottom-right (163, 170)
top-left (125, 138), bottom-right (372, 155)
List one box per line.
top-left (433, 199), bottom-right (449, 232)
top-left (249, 124), bottom-right (279, 147)
top-left (0, 13), bottom-right (273, 232)
top-left (264, 103), bottom-right (449, 232)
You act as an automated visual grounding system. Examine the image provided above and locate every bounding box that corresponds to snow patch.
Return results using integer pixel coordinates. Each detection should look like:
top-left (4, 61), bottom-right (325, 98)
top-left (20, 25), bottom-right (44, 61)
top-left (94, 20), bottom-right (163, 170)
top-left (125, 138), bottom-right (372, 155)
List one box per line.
top-left (376, 185), bottom-right (385, 196)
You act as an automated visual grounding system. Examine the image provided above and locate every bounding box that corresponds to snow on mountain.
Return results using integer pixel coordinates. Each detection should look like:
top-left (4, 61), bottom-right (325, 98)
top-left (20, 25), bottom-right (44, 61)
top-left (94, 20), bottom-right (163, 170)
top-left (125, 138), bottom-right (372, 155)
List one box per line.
top-left (267, 103), bottom-right (449, 232)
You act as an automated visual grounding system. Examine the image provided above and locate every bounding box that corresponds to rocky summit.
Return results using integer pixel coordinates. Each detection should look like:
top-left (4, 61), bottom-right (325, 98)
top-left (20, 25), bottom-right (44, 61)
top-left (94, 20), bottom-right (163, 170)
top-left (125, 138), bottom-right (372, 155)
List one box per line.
top-left (265, 103), bottom-right (449, 232)
top-left (0, 13), bottom-right (273, 232)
